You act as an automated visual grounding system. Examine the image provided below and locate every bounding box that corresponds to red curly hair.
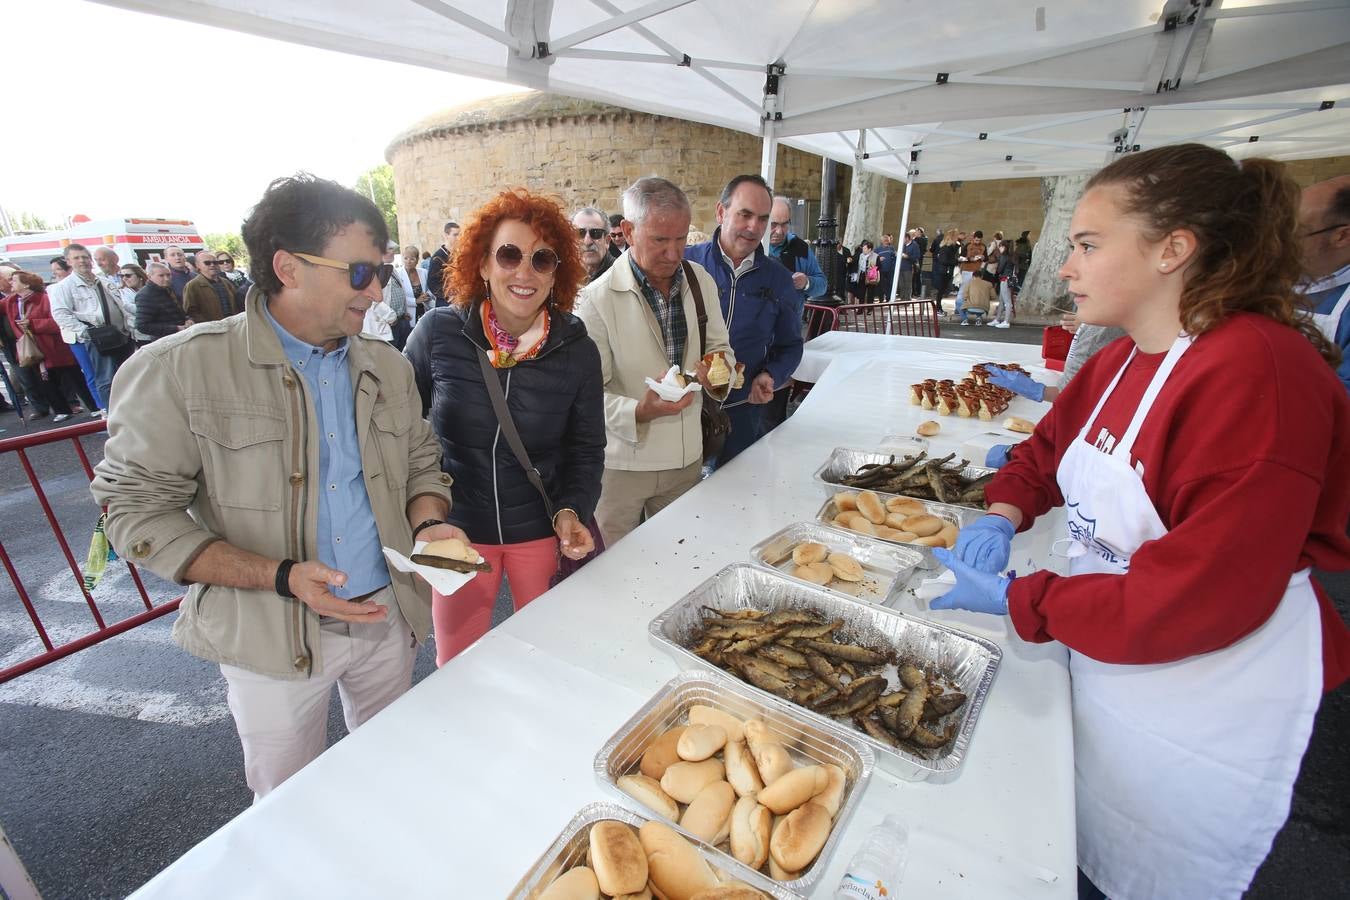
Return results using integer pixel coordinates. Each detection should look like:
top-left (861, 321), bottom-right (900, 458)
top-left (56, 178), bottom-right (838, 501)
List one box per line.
top-left (447, 188), bottom-right (586, 314)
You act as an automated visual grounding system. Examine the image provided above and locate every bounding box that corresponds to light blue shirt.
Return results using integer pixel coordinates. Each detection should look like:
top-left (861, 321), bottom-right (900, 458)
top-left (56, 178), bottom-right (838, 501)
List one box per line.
top-left (263, 302), bottom-right (390, 599)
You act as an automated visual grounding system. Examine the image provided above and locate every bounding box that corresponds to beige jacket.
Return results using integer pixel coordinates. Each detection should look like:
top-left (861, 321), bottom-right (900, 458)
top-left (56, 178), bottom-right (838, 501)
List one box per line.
top-left (576, 252), bottom-right (734, 471)
top-left (90, 291), bottom-right (452, 679)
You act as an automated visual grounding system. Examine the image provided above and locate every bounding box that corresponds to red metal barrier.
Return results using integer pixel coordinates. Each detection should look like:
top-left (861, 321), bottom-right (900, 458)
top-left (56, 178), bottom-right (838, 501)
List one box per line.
top-left (835, 300), bottom-right (942, 337)
top-left (0, 419), bottom-right (181, 683)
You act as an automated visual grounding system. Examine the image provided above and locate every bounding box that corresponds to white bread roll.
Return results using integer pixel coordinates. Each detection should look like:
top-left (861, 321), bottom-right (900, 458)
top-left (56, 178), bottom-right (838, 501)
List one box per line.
top-left (679, 780), bottom-right (735, 845)
top-left (937, 522), bottom-right (960, 549)
top-left (791, 562), bottom-right (833, 586)
top-left (913, 534), bottom-right (947, 547)
top-left (814, 764), bottom-right (847, 818)
top-left (677, 724), bottom-right (728, 761)
top-left (589, 821), bottom-right (649, 897)
top-left (1003, 415), bottom-right (1035, 434)
top-left (917, 420), bottom-right (941, 437)
top-left (755, 744), bottom-right (794, 786)
top-left (769, 801), bottom-right (832, 872)
top-left (791, 542), bottom-right (828, 566)
top-left (538, 865), bottom-right (600, 900)
top-left (613, 889), bottom-right (653, 900)
top-left (660, 759), bottom-right (726, 804)
top-left (900, 514), bottom-right (943, 537)
top-left (640, 726), bottom-right (688, 780)
top-left (855, 491), bottom-right (886, 524)
top-left (767, 853), bottom-right (802, 882)
top-left (723, 739), bottom-right (764, 798)
top-left (638, 821), bottom-right (719, 900)
top-left (885, 496), bottom-right (926, 516)
top-left (846, 518), bottom-right (877, 537)
top-left (729, 795), bottom-right (771, 870)
top-left (756, 765), bottom-right (829, 815)
top-left (826, 553), bottom-right (863, 583)
top-left (617, 774), bottom-right (680, 822)
top-left (832, 491), bottom-right (858, 512)
top-left (688, 705), bottom-right (746, 743)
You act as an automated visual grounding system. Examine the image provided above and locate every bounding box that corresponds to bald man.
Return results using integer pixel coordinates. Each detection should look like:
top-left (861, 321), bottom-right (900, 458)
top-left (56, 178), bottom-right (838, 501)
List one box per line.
top-left (1299, 174), bottom-right (1350, 394)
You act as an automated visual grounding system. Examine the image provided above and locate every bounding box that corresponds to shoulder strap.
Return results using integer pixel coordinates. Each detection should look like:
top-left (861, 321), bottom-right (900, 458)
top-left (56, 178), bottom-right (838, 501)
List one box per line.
top-left (473, 346), bottom-right (554, 520)
top-left (681, 260), bottom-right (709, 356)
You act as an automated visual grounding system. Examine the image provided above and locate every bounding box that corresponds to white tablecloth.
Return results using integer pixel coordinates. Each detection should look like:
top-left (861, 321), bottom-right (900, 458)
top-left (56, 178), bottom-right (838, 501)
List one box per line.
top-left (132, 333), bottom-right (1075, 900)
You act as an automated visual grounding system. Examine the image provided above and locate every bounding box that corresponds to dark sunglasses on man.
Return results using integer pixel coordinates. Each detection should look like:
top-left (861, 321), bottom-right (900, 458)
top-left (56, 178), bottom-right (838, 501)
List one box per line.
top-left (494, 243), bottom-right (560, 275)
top-left (575, 227), bottom-right (606, 241)
top-left (200, 260), bottom-right (221, 267)
top-left (291, 251), bottom-right (394, 290)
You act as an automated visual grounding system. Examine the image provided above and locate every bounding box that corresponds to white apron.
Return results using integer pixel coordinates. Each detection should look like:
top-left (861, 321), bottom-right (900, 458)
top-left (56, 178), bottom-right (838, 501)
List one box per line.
top-left (1054, 335), bottom-right (1323, 900)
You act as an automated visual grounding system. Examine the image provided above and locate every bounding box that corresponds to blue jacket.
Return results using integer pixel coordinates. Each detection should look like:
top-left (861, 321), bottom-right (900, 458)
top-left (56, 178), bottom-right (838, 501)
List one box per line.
top-left (876, 247), bottom-right (897, 285)
top-left (685, 232), bottom-right (805, 407)
top-left (901, 238), bottom-right (922, 270)
top-left (1307, 272), bottom-right (1350, 394)
top-left (768, 233), bottom-right (827, 301)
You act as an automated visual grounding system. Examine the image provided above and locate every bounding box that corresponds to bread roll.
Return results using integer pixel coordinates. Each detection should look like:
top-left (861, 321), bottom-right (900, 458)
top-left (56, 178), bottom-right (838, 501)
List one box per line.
top-left (638, 821), bottom-right (719, 900)
top-left (660, 759), bottom-right (726, 804)
top-left (680, 780), bottom-right (735, 845)
top-left (617, 774), bottom-right (680, 822)
top-left (677, 724), bottom-right (728, 761)
top-left (916, 420), bottom-right (941, 437)
top-left (589, 821), bottom-right (649, 896)
top-left (791, 542), bottom-right (828, 566)
top-left (899, 514), bottom-right (944, 537)
top-left (613, 888), bottom-right (652, 900)
top-left (688, 705), bottom-right (746, 743)
top-left (769, 801), bottom-right (832, 872)
top-left (640, 726), bottom-right (687, 779)
top-left (826, 552), bottom-right (863, 583)
top-left (885, 496), bottom-right (926, 516)
top-left (937, 522), bottom-right (960, 549)
top-left (723, 739), bottom-right (763, 798)
top-left (813, 764), bottom-right (847, 818)
top-left (757, 764), bottom-right (829, 814)
top-left (689, 884), bottom-right (771, 900)
top-left (791, 562), bottom-right (833, 586)
top-left (832, 492), bottom-right (858, 512)
top-left (883, 512), bottom-right (911, 530)
top-left (831, 514), bottom-right (853, 528)
top-left (755, 743), bottom-right (794, 786)
top-left (1002, 415), bottom-right (1035, 434)
top-left (846, 518), bottom-right (877, 537)
top-left (855, 491), bottom-right (886, 525)
top-left (873, 525), bottom-right (904, 540)
top-left (767, 855), bottom-right (802, 882)
top-left (539, 865), bottom-right (600, 900)
top-left (729, 795), bottom-right (771, 869)
top-left (913, 534), bottom-right (947, 547)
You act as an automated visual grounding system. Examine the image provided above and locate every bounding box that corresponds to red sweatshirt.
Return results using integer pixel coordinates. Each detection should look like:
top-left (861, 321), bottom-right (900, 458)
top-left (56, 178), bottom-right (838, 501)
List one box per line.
top-left (987, 313), bottom-right (1350, 691)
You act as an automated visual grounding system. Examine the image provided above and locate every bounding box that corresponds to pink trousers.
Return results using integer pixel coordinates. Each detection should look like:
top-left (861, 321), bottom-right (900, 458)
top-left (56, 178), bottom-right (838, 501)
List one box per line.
top-left (431, 535), bottom-right (558, 665)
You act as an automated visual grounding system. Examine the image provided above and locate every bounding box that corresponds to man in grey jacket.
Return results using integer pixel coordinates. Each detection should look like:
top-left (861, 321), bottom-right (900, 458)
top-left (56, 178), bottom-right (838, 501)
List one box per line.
top-left (91, 174), bottom-right (466, 798)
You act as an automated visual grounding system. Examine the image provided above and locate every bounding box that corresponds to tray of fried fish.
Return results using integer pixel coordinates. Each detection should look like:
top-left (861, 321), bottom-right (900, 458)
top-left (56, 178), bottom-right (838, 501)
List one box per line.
top-left (813, 446), bottom-right (997, 510)
top-left (649, 563), bottom-right (1001, 781)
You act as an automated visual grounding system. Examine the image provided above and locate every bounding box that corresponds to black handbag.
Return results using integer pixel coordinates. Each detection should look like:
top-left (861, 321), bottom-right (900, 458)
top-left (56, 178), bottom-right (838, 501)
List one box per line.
top-left (87, 281), bottom-right (131, 354)
top-left (681, 262), bottom-right (731, 464)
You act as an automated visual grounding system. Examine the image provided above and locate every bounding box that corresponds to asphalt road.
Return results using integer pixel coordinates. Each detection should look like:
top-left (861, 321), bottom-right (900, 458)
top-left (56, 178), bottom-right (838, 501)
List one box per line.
top-left (0, 329), bottom-right (1346, 898)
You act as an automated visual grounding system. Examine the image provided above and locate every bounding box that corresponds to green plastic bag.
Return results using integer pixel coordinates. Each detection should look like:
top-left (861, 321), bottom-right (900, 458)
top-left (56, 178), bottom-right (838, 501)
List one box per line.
top-left (83, 512), bottom-right (114, 591)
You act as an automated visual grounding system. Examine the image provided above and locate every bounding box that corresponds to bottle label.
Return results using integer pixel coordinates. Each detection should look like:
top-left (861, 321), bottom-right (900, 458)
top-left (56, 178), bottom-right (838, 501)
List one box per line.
top-left (838, 873), bottom-right (891, 899)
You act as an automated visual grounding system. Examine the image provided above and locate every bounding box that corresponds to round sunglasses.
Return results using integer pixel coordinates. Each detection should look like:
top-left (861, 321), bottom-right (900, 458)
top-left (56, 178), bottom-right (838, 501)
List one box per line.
top-left (494, 243), bottom-right (560, 275)
top-left (291, 251), bottom-right (393, 290)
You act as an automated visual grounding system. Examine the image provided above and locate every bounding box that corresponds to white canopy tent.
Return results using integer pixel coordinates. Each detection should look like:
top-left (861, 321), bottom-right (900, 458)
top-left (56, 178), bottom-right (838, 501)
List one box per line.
top-left (97, 0), bottom-right (1350, 294)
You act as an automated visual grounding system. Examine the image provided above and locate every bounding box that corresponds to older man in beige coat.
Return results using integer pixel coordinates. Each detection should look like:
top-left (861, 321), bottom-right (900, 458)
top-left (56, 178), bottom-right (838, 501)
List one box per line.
top-left (577, 177), bottom-right (734, 545)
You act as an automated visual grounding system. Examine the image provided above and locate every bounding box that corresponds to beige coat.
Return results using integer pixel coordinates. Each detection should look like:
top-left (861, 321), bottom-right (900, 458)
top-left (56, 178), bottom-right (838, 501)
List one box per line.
top-left (576, 252), bottom-right (734, 472)
top-left (90, 291), bottom-right (452, 679)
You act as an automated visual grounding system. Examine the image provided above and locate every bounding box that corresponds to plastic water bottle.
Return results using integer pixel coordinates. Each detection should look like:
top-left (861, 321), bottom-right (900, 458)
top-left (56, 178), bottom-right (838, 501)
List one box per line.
top-left (835, 815), bottom-right (910, 899)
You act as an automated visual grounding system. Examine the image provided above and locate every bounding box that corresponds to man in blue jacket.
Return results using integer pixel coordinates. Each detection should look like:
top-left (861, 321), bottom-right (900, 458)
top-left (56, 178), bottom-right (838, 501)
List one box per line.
top-left (685, 175), bottom-right (804, 467)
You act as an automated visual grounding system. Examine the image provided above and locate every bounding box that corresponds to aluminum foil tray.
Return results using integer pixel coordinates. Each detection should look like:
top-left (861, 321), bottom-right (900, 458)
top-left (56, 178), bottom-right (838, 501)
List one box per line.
top-left (877, 435), bottom-right (929, 456)
top-left (814, 493), bottom-right (976, 571)
top-left (595, 671), bottom-right (874, 895)
top-left (510, 801), bottom-right (786, 899)
top-left (749, 521), bottom-right (923, 608)
top-left (649, 564), bottom-right (1002, 781)
top-left (813, 446), bottom-right (997, 510)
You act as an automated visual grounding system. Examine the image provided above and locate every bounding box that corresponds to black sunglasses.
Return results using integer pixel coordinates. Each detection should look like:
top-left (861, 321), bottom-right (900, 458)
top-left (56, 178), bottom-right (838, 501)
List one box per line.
top-left (200, 260), bottom-right (221, 267)
top-left (292, 252), bottom-right (393, 290)
top-left (119, 272), bottom-right (137, 279)
top-left (1303, 222), bottom-right (1348, 238)
top-left (494, 243), bottom-right (559, 275)
top-left (576, 227), bottom-right (607, 241)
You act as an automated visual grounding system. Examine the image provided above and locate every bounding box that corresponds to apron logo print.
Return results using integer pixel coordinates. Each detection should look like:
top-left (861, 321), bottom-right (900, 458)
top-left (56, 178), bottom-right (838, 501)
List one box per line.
top-left (1066, 502), bottom-right (1128, 569)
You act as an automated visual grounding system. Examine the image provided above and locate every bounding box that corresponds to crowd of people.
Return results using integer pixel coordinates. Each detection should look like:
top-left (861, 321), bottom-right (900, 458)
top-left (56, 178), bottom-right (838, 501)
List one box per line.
top-left (3, 145), bottom-right (1346, 900)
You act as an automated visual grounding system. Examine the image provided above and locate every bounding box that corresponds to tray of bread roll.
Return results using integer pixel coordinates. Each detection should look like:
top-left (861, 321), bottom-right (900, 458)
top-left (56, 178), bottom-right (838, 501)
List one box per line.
top-left (749, 522), bottom-right (923, 608)
top-left (595, 671), bottom-right (874, 896)
top-left (813, 446), bottom-right (997, 511)
top-left (814, 489), bottom-right (976, 571)
top-left (649, 564), bottom-right (1001, 781)
top-left (511, 801), bottom-right (784, 899)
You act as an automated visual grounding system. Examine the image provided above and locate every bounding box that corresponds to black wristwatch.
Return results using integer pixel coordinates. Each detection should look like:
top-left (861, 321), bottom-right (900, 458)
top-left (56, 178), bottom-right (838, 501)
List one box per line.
top-left (412, 518), bottom-right (445, 541)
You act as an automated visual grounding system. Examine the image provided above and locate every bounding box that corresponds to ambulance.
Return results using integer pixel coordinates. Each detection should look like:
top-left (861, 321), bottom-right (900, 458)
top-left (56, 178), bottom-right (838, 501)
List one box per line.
top-left (0, 217), bottom-right (206, 282)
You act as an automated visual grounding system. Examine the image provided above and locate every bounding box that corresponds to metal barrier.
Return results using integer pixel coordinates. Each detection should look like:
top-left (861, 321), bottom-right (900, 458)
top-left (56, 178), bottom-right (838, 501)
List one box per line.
top-left (835, 300), bottom-right (942, 337)
top-left (802, 302), bottom-right (839, 341)
top-left (0, 419), bottom-right (181, 684)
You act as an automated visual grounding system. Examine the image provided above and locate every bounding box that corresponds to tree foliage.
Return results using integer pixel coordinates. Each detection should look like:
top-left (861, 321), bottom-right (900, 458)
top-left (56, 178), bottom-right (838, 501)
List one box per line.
top-left (205, 232), bottom-right (249, 267)
top-left (356, 164), bottom-right (398, 243)
top-left (5, 210), bottom-right (55, 234)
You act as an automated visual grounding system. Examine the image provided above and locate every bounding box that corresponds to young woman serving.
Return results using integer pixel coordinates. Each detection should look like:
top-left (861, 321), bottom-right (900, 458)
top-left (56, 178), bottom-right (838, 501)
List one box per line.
top-left (932, 144), bottom-right (1350, 900)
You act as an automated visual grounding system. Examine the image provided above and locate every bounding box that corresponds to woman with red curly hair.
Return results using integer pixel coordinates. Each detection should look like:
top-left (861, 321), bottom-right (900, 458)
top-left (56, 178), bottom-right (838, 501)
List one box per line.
top-left (405, 189), bottom-right (605, 664)
top-left (931, 144), bottom-right (1350, 900)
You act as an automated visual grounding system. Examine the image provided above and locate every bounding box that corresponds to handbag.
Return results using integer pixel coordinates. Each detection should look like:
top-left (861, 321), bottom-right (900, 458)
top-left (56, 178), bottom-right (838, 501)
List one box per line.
top-left (86, 281), bottom-right (131, 354)
top-left (681, 261), bottom-right (732, 464)
top-left (473, 342), bottom-right (603, 581)
top-left (865, 265), bottom-right (880, 285)
top-left (16, 328), bottom-right (43, 368)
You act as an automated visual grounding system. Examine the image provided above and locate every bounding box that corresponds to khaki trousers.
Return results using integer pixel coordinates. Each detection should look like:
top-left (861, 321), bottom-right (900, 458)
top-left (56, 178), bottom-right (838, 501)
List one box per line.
top-left (595, 459), bottom-right (703, 546)
top-left (219, 586), bottom-right (416, 799)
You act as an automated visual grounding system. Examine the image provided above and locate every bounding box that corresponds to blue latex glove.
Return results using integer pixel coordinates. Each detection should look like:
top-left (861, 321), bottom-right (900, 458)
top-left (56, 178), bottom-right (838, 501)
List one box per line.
top-left (986, 365), bottom-right (1045, 402)
top-left (953, 513), bottom-right (1015, 573)
top-left (984, 444), bottom-right (1013, 469)
top-left (930, 548), bottom-right (1012, 615)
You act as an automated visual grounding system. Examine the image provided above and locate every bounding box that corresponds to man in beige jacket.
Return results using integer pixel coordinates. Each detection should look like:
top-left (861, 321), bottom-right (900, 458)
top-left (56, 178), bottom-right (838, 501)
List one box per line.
top-left (91, 174), bottom-right (467, 798)
top-left (577, 176), bottom-right (734, 545)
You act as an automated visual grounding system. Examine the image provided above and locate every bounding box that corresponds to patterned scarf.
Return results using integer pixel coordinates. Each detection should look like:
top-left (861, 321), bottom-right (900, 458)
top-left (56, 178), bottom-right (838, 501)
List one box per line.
top-left (481, 300), bottom-right (549, 368)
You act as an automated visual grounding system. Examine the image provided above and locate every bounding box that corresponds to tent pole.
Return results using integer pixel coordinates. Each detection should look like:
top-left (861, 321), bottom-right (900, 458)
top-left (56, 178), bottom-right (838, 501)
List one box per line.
top-left (889, 178), bottom-right (913, 301)
top-left (760, 125), bottom-right (779, 187)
